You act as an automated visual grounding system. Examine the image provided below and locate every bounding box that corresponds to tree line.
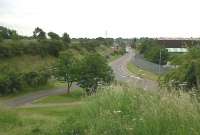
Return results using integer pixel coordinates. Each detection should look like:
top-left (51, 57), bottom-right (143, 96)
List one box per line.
top-left (0, 27), bottom-right (71, 58)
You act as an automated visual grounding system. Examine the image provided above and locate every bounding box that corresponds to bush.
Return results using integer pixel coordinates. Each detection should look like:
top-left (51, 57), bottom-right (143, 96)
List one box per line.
top-left (78, 53), bottom-right (114, 95)
top-left (0, 39), bottom-right (65, 58)
top-left (23, 70), bottom-right (50, 88)
top-left (0, 66), bottom-right (51, 95)
top-left (0, 68), bottom-right (23, 95)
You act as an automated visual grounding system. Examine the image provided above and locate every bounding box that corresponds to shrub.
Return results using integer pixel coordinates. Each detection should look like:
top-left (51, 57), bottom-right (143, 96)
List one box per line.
top-left (0, 39), bottom-right (65, 58)
top-left (0, 66), bottom-right (51, 95)
top-left (0, 68), bottom-right (23, 95)
top-left (23, 70), bottom-right (50, 88)
top-left (78, 53), bottom-right (114, 95)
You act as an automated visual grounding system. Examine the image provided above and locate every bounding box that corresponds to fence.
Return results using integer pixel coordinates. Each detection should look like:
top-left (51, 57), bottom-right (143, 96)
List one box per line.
top-left (132, 53), bottom-right (170, 74)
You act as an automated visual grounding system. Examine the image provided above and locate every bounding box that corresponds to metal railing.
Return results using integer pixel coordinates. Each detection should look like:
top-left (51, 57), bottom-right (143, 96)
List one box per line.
top-left (132, 53), bottom-right (170, 74)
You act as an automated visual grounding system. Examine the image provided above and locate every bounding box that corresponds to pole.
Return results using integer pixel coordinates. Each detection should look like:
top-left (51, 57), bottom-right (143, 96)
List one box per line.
top-left (159, 49), bottom-right (162, 74)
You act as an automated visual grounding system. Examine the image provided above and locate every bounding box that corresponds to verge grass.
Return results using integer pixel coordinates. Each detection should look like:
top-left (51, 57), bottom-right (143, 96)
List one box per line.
top-left (127, 61), bottom-right (158, 81)
top-left (1, 84), bottom-right (200, 135)
top-left (34, 88), bottom-right (84, 104)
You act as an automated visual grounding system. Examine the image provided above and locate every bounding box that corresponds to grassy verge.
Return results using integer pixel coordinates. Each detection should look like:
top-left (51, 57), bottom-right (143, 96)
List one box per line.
top-left (1, 84), bottom-right (200, 135)
top-left (34, 88), bottom-right (84, 104)
top-left (127, 61), bottom-right (158, 81)
top-left (108, 54), bottom-right (123, 62)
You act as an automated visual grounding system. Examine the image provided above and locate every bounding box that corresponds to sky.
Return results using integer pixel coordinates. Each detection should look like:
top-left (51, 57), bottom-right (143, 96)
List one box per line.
top-left (0, 0), bottom-right (200, 38)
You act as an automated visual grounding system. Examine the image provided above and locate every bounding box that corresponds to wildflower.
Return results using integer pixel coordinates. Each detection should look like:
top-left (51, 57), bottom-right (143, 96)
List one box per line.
top-left (132, 118), bottom-right (136, 121)
top-left (126, 127), bottom-right (133, 130)
top-left (113, 110), bottom-right (122, 114)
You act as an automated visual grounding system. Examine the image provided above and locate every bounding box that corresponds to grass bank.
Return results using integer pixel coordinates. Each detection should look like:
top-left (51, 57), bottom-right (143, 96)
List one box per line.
top-left (1, 84), bottom-right (200, 135)
top-left (127, 61), bottom-right (158, 81)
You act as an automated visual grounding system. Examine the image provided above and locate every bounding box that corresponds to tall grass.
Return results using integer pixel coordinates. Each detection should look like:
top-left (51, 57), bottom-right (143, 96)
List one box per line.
top-left (60, 85), bottom-right (200, 135)
top-left (1, 84), bottom-right (200, 135)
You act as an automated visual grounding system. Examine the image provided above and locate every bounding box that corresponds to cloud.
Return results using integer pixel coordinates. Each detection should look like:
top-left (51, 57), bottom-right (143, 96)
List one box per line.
top-left (0, 0), bottom-right (200, 38)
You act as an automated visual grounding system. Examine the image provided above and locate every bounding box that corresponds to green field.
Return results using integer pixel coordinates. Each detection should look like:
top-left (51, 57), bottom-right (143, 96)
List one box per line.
top-left (1, 84), bottom-right (200, 135)
top-left (127, 61), bottom-right (158, 81)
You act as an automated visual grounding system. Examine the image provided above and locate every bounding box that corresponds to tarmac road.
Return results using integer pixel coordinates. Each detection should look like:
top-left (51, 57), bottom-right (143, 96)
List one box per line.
top-left (110, 49), bottom-right (158, 90)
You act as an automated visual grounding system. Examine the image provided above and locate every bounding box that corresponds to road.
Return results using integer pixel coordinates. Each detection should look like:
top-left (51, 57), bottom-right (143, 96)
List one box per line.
top-left (3, 50), bottom-right (157, 107)
top-left (111, 49), bottom-right (158, 90)
top-left (4, 85), bottom-right (78, 107)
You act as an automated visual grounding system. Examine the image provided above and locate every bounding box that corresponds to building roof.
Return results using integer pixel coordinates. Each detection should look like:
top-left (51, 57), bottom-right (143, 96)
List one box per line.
top-left (157, 39), bottom-right (198, 48)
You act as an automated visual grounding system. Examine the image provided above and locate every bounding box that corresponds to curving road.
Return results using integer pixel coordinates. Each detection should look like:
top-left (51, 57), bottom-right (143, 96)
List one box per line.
top-left (3, 50), bottom-right (157, 107)
top-left (110, 49), bottom-right (158, 90)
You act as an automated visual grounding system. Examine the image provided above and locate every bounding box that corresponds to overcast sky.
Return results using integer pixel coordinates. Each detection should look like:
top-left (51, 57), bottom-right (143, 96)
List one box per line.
top-left (0, 0), bottom-right (200, 38)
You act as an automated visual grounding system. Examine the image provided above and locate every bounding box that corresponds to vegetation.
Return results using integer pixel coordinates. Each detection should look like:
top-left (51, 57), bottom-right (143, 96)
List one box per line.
top-left (0, 26), bottom-right (117, 95)
top-left (54, 52), bottom-right (80, 93)
top-left (48, 32), bottom-right (60, 40)
top-left (33, 27), bottom-right (46, 40)
top-left (160, 46), bottom-right (200, 90)
top-left (137, 38), bottom-right (169, 65)
top-left (0, 65), bottom-right (51, 95)
top-left (1, 84), bottom-right (200, 135)
top-left (0, 26), bottom-right (19, 40)
top-left (127, 62), bottom-right (158, 81)
top-left (34, 88), bottom-right (84, 104)
top-left (78, 53), bottom-right (114, 95)
top-left (62, 33), bottom-right (71, 46)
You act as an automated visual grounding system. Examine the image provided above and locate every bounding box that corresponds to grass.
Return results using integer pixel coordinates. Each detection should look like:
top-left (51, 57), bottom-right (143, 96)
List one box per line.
top-left (1, 84), bottom-right (200, 135)
top-left (34, 88), bottom-right (84, 104)
top-left (108, 54), bottom-right (123, 62)
top-left (0, 55), bottom-right (56, 72)
top-left (96, 45), bottom-right (123, 62)
top-left (0, 105), bottom-right (82, 135)
top-left (127, 61), bottom-right (158, 81)
top-left (0, 45), bottom-right (117, 72)
top-left (0, 81), bottom-right (66, 102)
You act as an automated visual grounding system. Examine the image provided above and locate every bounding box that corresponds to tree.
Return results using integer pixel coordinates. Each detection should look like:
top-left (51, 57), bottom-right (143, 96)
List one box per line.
top-left (0, 26), bottom-right (19, 40)
top-left (130, 38), bottom-right (137, 48)
top-left (136, 38), bottom-right (169, 65)
top-left (55, 52), bottom-right (80, 93)
top-left (62, 33), bottom-right (71, 46)
top-left (33, 27), bottom-right (46, 40)
top-left (144, 45), bottom-right (169, 65)
top-left (48, 32), bottom-right (60, 40)
top-left (78, 53), bottom-right (114, 95)
top-left (0, 34), bottom-right (2, 42)
top-left (160, 47), bottom-right (200, 90)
